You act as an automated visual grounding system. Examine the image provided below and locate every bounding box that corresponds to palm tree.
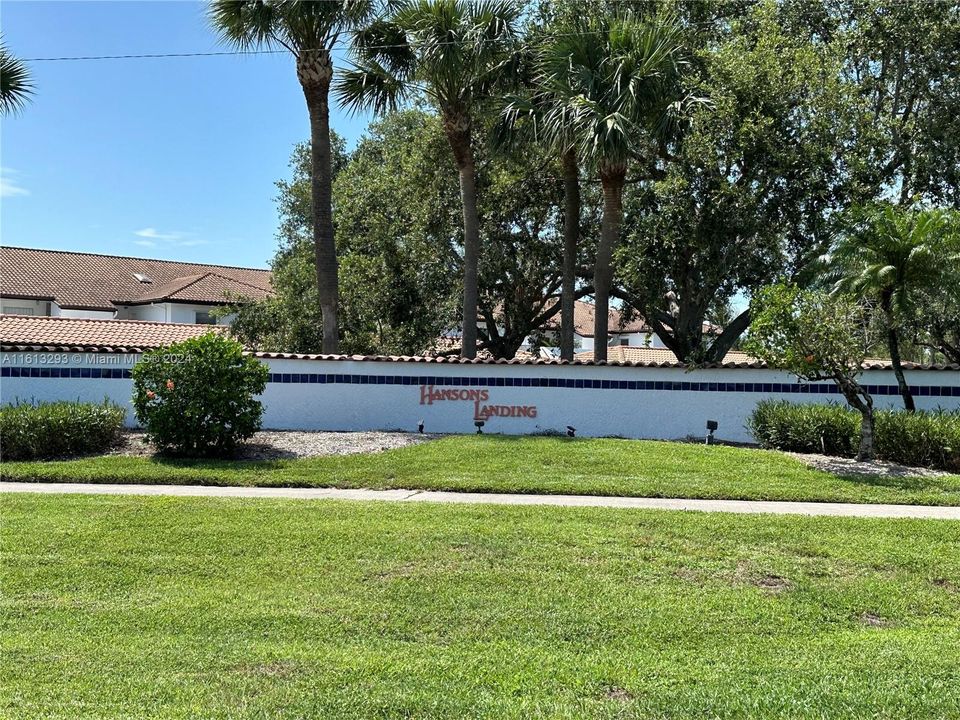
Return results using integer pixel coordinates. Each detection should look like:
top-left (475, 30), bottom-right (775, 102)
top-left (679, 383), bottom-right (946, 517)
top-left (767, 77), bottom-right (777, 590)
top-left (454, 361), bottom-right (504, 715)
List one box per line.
top-left (537, 12), bottom-right (685, 361)
top-left (829, 204), bottom-right (960, 410)
top-left (337, 0), bottom-right (520, 359)
top-left (499, 58), bottom-right (582, 362)
top-left (0, 39), bottom-right (34, 115)
top-left (209, 0), bottom-right (373, 354)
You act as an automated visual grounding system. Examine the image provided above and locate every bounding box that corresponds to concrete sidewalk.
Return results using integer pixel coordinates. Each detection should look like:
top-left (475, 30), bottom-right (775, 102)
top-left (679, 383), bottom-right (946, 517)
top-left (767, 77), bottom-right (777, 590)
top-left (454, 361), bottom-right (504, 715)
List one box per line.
top-left (2, 481), bottom-right (958, 519)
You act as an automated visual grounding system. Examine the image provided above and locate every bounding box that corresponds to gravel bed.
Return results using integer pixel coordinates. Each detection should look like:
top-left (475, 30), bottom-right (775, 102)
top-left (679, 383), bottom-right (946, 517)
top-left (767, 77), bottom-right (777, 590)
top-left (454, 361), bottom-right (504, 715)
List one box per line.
top-left (113, 430), bottom-right (437, 460)
top-left (786, 451), bottom-right (953, 479)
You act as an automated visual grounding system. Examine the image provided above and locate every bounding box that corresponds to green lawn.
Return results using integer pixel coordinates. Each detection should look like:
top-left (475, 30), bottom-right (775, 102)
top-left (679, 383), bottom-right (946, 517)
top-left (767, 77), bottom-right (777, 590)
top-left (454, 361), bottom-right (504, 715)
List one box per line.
top-left (2, 492), bottom-right (959, 719)
top-left (3, 435), bottom-right (960, 506)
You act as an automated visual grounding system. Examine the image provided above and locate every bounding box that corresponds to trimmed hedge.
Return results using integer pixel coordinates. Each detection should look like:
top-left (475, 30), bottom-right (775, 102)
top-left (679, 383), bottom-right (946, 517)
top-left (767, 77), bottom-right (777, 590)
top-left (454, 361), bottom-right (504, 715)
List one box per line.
top-left (749, 400), bottom-right (960, 471)
top-left (0, 400), bottom-right (126, 461)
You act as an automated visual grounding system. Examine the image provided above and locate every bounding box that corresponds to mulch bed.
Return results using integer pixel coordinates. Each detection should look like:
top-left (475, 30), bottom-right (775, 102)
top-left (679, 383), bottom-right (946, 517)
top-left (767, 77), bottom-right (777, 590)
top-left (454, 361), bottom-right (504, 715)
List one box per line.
top-left (786, 451), bottom-right (953, 479)
top-left (111, 430), bottom-right (437, 460)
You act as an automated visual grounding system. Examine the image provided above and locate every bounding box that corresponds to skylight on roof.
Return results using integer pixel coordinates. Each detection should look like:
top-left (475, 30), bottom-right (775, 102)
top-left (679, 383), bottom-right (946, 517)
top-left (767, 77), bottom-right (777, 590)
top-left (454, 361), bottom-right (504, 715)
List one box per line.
top-left (133, 273), bottom-right (153, 283)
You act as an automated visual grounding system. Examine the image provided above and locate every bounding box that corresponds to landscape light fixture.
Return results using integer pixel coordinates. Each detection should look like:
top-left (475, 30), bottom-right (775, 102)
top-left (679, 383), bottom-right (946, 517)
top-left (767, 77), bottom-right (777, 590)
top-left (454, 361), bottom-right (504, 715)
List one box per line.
top-left (474, 420), bottom-right (485, 435)
top-left (566, 426), bottom-right (576, 438)
top-left (417, 419), bottom-right (424, 434)
top-left (705, 419), bottom-right (718, 445)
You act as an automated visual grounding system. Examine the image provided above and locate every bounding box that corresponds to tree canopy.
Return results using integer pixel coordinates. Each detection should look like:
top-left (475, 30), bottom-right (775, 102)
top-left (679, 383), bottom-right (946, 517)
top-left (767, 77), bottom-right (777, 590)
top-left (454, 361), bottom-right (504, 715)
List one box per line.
top-left (745, 284), bottom-right (879, 460)
top-left (226, 0), bottom-right (959, 367)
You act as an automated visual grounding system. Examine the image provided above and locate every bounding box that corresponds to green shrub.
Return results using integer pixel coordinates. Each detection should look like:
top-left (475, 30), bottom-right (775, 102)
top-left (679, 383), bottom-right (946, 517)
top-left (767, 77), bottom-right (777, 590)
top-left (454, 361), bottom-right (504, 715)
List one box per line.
top-left (874, 410), bottom-right (960, 471)
top-left (748, 400), bottom-right (860, 457)
top-left (131, 333), bottom-right (269, 457)
top-left (0, 400), bottom-right (126, 461)
top-left (749, 399), bottom-right (960, 471)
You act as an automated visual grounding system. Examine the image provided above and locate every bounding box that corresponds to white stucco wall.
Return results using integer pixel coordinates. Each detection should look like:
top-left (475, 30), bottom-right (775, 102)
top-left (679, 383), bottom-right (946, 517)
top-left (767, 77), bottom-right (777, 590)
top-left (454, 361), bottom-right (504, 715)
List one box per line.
top-left (0, 299), bottom-right (115, 320)
top-left (170, 304), bottom-right (204, 324)
top-left (523, 331), bottom-right (661, 352)
top-left (2, 299), bottom-right (230, 325)
top-left (121, 304), bottom-right (168, 322)
top-left (615, 331), bottom-right (666, 348)
top-left (2, 350), bottom-right (957, 443)
top-left (57, 308), bottom-right (116, 320)
top-left (116, 303), bottom-right (230, 325)
top-left (574, 332), bottom-right (667, 350)
top-left (0, 298), bottom-right (52, 316)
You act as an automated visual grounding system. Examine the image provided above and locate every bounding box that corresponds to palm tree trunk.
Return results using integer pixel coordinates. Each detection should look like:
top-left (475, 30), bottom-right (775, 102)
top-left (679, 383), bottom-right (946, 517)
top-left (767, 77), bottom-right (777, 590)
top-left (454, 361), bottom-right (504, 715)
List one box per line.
top-left (445, 120), bottom-right (480, 359)
top-left (560, 149), bottom-right (580, 362)
top-left (301, 74), bottom-right (339, 354)
top-left (458, 159), bottom-right (480, 360)
top-left (881, 291), bottom-right (915, 411)
top-left (593, 168), bottom-right (625, 362)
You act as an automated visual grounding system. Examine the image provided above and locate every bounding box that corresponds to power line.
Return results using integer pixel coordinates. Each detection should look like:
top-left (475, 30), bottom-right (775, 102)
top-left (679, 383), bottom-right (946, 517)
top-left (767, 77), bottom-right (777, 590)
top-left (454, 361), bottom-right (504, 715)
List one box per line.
top-left (23, 28), bottom-right (614, 63)
top-left (24, 49), bottom-right (292, 62)
top-left (21, 0), bottom-right (960, 63)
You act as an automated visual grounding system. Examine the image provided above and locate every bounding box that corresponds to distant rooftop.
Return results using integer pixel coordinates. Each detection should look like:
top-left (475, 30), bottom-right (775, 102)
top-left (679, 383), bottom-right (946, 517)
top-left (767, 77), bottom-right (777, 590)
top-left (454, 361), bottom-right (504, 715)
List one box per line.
top-left (0, 246), bottom-right (273, 311)
top-left (0, 314), bottom-right (227, 352)
top-left (541, 300), bottom-right (650, 336)
top-left (574, 346), bottom-right (757, 365)
top-left (5, 317), bottom-right (955, 370)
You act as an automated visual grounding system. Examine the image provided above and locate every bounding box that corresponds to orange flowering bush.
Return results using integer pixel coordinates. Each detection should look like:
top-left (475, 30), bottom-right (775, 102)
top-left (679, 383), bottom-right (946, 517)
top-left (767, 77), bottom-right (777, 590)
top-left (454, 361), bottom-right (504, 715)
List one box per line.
top-left (131, 334), bottom-right (268, 457)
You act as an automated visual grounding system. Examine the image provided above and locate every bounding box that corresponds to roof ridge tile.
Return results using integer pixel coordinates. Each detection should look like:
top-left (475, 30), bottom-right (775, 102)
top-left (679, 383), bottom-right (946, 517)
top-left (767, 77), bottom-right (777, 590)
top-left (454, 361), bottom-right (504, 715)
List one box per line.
top-left (2, 245), bottom-right (269, 272)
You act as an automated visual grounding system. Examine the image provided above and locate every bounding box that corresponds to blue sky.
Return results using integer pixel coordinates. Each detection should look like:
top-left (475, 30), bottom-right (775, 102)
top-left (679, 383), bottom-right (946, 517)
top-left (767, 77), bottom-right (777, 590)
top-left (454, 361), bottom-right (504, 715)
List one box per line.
top-left (1, 0), bottom-right (372, 269)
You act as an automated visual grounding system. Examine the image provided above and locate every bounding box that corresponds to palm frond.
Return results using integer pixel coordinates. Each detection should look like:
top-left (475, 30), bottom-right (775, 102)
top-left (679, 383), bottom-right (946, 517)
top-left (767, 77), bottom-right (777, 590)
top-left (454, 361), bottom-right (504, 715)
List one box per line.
top-left (336, 61), bottom-right (409, 116)
top-left (341, 0), bottom-right (519, 118)
top-left (535, 11), bottom-right (687, 171)
top-left (209, 0), bottom-right (374, 55)
top-left (827, 203), bottom-right (960, 315)
top-left (208, 0), bottom-right (278, 50)
top-left (0, 42), bottom-right (33, 116)
top-left (278, 0), bottom-right (374, 52)
top-left (351, 19), bottom-right (416, 76)
top-left (493, 93), bottom-right (542, 151)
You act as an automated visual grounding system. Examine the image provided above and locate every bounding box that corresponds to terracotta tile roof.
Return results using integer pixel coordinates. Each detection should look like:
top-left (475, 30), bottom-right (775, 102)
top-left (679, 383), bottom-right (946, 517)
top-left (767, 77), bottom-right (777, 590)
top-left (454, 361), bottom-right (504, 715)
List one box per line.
top-left (541, 300), bottom-right (650, 336)
top-left (574, 346), bottom-right (759, 365)
top-left (0, 315), bottom-right (227, 352)
top-left (0, 247), bottom-right (273, 311)
top-left (119, 272), bottom-right (274, 305)
top-left (572, 346), bottom-right (956, 370)
top-left (3, 316), bottom-right (956, 370)
top-left (539, 300), bottom-right (718, 337)
top-left (246, 350), bottom-right (957, 369)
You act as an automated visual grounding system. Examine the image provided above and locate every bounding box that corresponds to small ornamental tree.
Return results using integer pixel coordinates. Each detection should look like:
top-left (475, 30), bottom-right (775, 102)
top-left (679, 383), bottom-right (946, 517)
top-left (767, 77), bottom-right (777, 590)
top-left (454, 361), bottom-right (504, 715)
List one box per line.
top-left (131, 334), bottom-right (269, 457)
top-left (745, 284), bottom-right (878, 460)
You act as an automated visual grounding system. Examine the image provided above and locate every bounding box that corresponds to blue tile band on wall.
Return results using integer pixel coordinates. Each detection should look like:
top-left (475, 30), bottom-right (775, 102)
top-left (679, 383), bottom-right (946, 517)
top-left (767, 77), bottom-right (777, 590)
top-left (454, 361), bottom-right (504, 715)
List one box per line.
top-left (2, 366), bottom-right (958, 397)
top-left (1, 366), bottom-right (133, 379)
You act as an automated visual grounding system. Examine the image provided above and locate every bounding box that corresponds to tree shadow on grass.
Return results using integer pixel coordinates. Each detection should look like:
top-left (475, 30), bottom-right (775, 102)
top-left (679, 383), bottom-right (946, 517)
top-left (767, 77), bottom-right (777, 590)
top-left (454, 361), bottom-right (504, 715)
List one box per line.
top-left (143, 455), bottom-right (290, 472)
top-left (828, 469), bottom-right (960, 496)
top-left (136, 440), bottom-right (299, 466)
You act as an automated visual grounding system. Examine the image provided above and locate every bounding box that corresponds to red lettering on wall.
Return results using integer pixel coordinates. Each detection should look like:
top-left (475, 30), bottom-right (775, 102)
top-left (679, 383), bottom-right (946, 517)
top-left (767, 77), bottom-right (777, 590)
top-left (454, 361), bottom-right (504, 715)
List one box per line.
top-left (472, 400), bottom-right (538, 421)
top-left (420, 385), bottom-right (535, 420)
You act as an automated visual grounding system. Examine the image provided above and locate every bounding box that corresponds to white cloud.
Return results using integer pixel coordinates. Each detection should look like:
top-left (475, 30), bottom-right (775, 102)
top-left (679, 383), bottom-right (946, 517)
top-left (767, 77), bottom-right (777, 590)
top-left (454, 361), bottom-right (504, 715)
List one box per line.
top-left (131, 227), bottom-right (208, 248)
top-left (134, 227), bottom-right (183, 241)
top-left (0, 167), bottom-right (29, 198)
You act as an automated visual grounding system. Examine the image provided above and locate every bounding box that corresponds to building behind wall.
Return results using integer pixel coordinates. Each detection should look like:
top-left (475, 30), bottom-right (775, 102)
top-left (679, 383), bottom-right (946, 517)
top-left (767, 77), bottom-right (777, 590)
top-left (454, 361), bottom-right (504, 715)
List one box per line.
top-left (480, 300), bottom-right (720, 357)
top-left (0, 247), bottom-right (273, 325)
